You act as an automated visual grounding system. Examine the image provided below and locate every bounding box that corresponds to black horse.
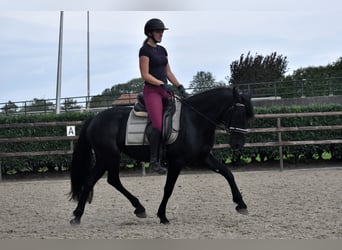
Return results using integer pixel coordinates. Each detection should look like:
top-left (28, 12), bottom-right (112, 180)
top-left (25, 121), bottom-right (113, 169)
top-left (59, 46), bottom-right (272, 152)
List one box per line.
top-left (69, 87), bottom-right (254, 224)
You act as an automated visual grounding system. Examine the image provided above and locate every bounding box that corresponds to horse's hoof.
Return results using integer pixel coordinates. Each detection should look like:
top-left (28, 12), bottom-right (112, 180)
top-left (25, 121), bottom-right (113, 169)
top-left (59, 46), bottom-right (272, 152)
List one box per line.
top-left (158, 215), bottom-right (170, 224)
top-left (135, 211), bottom-right (147, 218)
top-left (160, 218), bottom-right (170, 224)
top-left (70, 218), bottom-right (81, 225)
top-left (236, 207), bottom-right (249, 215)
top-left (134, 208), bottom-right (146, 218)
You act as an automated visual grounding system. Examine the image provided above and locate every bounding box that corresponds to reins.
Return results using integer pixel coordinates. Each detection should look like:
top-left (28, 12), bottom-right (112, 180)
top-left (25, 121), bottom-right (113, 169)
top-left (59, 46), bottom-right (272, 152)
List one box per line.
top-left (173, 95), bottom-right (218, 127)
top-left (173, 95), bottom-right (248, 134)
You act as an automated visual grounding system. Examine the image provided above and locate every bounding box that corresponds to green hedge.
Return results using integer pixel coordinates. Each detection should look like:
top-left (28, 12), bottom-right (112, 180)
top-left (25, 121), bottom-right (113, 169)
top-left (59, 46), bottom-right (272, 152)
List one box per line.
top-left (0, 112), bottom-right (95, 175)
top-left (1, 104), bottom-right (341, 176)
top-left (213, 104), bottom-right (342, 166)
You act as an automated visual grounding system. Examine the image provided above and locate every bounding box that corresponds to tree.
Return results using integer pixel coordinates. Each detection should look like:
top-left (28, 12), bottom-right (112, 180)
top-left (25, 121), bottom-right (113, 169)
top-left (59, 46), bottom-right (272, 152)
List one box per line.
top-left (189, 71), bottom-right (226, 94)
top-left (62, 98), bottom-right (82, 111)
top-left (288, 57), bottom-right (342, 80)
top-left (284, 57), bottom-right (342, 96)
top-left (89, 94), bottom-right (114, 108)
top-left (90, 78), bottom-right (144, 108)
top-left (110, 78), bottom-right (144, 95)
top-left (229, 52), bottom-right (288, 96)
top-left (22, 98), bottom-right (54, 113)
top-left (1, 101), bottom-right (18, 114)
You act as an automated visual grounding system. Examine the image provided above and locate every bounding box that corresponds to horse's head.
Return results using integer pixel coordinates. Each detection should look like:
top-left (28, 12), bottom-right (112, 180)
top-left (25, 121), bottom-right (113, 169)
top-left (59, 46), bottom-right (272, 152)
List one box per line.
top-left (222, 89), bottom-right (254, 150)
top-left (185, 87), bottom-right (254, 150)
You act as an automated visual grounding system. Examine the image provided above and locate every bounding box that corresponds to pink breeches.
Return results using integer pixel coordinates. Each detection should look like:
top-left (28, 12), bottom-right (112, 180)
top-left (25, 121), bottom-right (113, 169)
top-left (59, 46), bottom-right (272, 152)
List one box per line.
top-left (143, 84), bottom-right (172, 132)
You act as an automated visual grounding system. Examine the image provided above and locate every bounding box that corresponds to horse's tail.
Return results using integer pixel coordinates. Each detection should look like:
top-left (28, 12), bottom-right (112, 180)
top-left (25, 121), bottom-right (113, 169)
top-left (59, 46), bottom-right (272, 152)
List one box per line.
top-left (69, 116), bottom-right (94, 203)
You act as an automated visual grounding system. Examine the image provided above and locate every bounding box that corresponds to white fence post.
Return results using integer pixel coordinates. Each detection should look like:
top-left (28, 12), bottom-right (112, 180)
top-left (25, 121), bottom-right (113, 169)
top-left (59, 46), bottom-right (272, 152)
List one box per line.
top-left (141, 162), bottom-right (146, 176)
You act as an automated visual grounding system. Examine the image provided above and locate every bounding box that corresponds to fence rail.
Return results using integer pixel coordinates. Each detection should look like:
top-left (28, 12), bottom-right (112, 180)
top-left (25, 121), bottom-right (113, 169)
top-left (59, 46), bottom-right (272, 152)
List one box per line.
top-left (0, 150), bottom-right (73, 158)
top-left (0, 121), bottom-right (83, 129)
top-left (215, 111), bottom-right (342, 170)
top-left (0, 111), bottom-right (341, 179)
top-left (0, 136), bottom-right (78, 143)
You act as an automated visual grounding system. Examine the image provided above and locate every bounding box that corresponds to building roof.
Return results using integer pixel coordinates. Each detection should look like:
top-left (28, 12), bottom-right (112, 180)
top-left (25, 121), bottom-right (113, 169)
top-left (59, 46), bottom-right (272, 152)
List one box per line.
top-left (112, 93), bottom-right (139, 106)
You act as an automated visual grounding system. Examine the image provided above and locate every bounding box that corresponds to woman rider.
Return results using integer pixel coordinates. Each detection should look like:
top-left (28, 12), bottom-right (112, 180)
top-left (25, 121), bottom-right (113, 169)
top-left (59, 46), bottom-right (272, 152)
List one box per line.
top-left (139, 18), bottom-right (187, 174)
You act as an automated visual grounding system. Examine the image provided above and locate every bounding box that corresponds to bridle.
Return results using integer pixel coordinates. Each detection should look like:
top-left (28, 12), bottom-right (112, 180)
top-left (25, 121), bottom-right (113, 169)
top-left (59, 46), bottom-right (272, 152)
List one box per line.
top-left (222, 103), bottom-right (249, 135)
top-left (174, 95), bottom-right (249, 135)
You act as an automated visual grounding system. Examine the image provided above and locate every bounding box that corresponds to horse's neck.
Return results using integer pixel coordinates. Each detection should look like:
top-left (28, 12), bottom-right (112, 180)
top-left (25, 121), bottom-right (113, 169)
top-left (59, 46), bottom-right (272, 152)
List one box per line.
top-left (189, 92), bottom-right (233, 122)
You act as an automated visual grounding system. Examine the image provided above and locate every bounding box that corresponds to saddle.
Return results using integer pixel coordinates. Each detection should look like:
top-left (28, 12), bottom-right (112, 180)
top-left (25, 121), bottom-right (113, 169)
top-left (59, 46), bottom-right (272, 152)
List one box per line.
top-left (125, 93), bottom-right (182, 146)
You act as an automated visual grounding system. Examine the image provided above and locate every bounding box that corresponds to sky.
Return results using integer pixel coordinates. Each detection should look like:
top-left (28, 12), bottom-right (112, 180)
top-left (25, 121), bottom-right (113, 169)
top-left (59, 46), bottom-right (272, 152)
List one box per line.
top-left (1, 0), bottom-right (342, 103)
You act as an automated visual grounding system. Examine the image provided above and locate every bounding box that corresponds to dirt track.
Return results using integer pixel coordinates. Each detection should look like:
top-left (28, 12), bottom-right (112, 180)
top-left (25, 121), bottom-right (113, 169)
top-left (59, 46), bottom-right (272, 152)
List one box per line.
top-left (0, 168), bottom-right (341, 239)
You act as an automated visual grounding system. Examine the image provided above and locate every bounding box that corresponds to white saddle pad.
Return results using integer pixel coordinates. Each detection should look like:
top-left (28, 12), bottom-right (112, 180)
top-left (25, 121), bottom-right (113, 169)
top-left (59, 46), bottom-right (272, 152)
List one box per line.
top-left (125, 97), bottom-right (182, 146)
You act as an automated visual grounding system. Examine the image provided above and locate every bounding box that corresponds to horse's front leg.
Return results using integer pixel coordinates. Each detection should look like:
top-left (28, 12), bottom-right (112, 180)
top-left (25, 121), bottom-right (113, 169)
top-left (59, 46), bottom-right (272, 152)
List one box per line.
top-left (157, 165), bottom-right (181, 224)
top-left (107, 167), bottom-right (146, 219)
top-left (205, 154), bottom-right (248, 215)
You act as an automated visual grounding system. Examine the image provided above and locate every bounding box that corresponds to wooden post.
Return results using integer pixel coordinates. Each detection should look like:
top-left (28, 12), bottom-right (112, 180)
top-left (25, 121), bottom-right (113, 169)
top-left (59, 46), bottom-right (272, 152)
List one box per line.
top-left (70, 140), bottom-right (74, 152)
top-left (277, 118), bottom-right (284, 171)
top-left (0, 160), bottom-right (2, 182)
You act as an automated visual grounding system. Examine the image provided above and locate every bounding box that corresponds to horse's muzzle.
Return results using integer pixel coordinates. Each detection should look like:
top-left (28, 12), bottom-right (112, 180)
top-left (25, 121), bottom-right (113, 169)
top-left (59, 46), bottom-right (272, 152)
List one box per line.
top-left (229, 134), bottom-right (246, 150)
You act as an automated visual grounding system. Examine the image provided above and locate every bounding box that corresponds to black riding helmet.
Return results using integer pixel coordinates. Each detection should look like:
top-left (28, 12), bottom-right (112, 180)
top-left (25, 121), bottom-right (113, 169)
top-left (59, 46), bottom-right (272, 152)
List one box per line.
top-left (144, 18), bottom-right (168, 36)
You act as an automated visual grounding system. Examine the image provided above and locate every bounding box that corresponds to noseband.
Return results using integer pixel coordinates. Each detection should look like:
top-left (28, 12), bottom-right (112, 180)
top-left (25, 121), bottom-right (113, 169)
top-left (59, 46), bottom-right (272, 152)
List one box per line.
top-left (223, 103), bottom-right (249, 135)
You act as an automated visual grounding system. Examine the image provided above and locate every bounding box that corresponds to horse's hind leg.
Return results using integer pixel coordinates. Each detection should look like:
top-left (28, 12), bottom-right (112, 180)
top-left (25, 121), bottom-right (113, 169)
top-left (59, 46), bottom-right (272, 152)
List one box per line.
top-left (107, 160), bottom-right (146, 218)
top-left (71, 166), bottom-right (106, 225)
top-left (205, 154), bottom-right (248, 215)
top-left (157, 164), bottom-right (181, 224)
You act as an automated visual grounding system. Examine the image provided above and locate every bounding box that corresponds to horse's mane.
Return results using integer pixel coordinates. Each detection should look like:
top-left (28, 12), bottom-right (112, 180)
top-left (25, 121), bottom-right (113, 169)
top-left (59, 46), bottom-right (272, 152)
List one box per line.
top-left (186, 87), bottom-right (254, 119)
top-left (187, 87), bottom-right (231, 102)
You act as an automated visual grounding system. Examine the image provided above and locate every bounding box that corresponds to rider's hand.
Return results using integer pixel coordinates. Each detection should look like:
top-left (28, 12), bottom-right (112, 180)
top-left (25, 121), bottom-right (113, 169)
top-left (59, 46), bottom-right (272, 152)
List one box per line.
top-left (161, 83), bottom-right (174, 95)
top-left (177, 85), bottom-right (188, 98)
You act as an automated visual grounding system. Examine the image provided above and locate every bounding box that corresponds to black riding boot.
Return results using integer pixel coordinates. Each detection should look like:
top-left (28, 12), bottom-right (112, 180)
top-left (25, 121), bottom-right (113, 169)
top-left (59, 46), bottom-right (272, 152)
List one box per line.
top-left (149, 128), bottom-right (167, 175)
